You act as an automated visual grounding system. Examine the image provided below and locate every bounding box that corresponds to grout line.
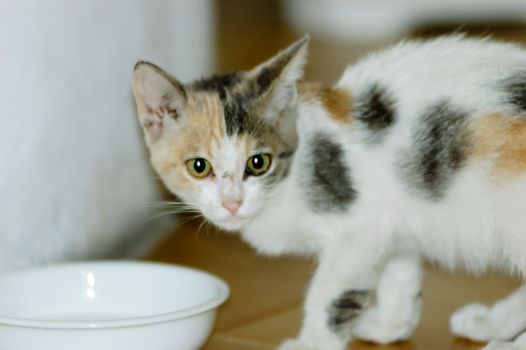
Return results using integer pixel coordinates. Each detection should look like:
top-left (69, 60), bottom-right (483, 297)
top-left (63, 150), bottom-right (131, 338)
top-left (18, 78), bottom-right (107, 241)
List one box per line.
top-left (213, 334), bottom-right (275, 349)
top-left (218, 302), bottom-right (303, 333)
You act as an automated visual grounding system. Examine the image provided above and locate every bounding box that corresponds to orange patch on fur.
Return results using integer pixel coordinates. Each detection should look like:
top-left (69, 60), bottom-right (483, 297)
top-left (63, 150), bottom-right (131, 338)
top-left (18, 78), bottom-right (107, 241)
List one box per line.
top-left (150, 92), bottom-right (226, 190)
top-left (470, 113), bottom-right (526, 182)
top-left (299, 83), bottom-right (353, 123)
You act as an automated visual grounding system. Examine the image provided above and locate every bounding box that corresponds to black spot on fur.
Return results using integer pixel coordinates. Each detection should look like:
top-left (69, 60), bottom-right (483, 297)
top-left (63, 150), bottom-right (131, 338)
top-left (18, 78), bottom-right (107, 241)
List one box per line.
top-left (305, 134), bottom-right (357, 212)
top-left (328, 290), bottom-right (370, 332)
top-left (224, 104), bottom-right (245, 135)
top-left (193, 72), bottom-right (243, 101)
top-left (502, 71), bottom-right (526, 113)
top-left (254, 35), bottom-right (307, 95)
top-left (401, 101), bottom-right (469, 199)
top-left (221, 39), bottom-right (308, 135)
top-left (256, 66), bottom-right (280, 95)
top-left (267, 145), bottom-right (297, 182)
top-left (278, 150), bottom-right (294, 159)
top-left (193, 72), bottom-right (266, 135)
top-left (354, 83), bottom-right (396, 137)
top-left (223, 90), bottom-right (258, 135)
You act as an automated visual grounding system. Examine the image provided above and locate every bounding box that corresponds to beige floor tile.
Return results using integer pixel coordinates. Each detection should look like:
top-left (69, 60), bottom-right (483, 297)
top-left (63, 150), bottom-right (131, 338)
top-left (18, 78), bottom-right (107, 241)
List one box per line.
top-left (147, 222), bottom-right (313, 332)
top-left (222, 307), bottom-right (302, 347)
top-left (148, 220), bottom-right (521, 350)
top-left (204, 335), bottom-right (274, 350)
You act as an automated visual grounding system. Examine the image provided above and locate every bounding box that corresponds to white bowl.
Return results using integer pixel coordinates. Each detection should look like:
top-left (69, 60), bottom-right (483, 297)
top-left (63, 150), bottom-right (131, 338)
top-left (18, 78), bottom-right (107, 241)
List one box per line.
top-left (0, 261), bottom-right (229, 350)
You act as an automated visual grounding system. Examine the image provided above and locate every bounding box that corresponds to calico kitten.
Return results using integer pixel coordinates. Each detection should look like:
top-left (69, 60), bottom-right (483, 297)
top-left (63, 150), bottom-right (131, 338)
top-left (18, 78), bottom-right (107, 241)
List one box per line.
top-left (132, 35), bottom-right (526, 350)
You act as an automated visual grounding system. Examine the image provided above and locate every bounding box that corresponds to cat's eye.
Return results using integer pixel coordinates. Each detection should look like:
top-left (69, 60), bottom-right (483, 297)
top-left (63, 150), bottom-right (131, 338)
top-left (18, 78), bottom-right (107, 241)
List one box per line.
top-left (186, 158), bottom-right (212, 178)
top-left (245, 154), bottom-right (272, 177)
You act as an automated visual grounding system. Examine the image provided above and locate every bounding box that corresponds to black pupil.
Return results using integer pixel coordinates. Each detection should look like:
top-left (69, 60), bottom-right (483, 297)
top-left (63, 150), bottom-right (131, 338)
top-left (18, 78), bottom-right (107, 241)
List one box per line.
top-left (252, 155), bottom-right (264, 169)
top-left (194, 159), bottom-right (206, 173)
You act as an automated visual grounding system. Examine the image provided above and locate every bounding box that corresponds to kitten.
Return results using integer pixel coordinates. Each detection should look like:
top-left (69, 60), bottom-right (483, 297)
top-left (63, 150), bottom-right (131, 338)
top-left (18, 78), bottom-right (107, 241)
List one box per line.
top-left (132, 35), bottom-right (526, 350)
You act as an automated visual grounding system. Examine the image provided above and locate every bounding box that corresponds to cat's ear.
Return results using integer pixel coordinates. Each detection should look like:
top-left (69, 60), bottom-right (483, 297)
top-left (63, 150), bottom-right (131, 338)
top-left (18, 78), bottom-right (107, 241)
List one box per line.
top-left (132, 61), bottom-right (187, 141)
top-left (249, 35), bottom-right (309, 116)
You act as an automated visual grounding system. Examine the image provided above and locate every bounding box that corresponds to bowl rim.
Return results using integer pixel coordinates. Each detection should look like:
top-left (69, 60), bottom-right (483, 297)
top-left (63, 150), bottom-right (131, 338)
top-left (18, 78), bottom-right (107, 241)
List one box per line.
top-left (0, 260), bottom-right (230, 330)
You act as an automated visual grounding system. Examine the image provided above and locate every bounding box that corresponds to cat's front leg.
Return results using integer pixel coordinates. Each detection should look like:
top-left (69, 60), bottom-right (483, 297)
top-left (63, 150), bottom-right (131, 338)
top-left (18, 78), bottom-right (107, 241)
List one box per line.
top-left (352, 253), bottom-right (423, 344)
top-left (278, 241), bottom-right (386, 350)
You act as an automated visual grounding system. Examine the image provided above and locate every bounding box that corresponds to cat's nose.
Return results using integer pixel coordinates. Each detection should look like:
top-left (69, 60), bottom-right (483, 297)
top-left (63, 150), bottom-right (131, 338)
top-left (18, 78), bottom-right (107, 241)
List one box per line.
top-left (222, 200), bottom-right (242, 215)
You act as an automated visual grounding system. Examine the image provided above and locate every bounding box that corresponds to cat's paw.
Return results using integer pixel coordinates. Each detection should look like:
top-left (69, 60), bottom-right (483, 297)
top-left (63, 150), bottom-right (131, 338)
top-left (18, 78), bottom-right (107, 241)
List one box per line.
top-left (450, 303), bottom-right (494, 341)
top-left (352, 306), bottom-right (417, 344)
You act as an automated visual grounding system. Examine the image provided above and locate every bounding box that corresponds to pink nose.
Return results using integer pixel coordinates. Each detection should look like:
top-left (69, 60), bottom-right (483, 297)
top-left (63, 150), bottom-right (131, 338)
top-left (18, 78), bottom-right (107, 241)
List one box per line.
top-left (222, 200), bottom-right (242, 215)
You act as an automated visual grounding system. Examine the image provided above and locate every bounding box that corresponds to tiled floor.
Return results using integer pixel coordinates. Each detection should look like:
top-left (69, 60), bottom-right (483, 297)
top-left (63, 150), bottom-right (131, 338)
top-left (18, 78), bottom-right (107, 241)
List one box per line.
top-left (147, 221), bottom-right (519, 350)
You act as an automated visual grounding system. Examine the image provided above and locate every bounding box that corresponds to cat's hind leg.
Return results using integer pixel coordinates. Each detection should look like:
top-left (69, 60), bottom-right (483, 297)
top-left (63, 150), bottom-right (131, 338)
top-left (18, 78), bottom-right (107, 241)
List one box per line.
top-left (451, 285), bottom-right (526, 342)
top-left (352, 253), bottom-right (423, 344)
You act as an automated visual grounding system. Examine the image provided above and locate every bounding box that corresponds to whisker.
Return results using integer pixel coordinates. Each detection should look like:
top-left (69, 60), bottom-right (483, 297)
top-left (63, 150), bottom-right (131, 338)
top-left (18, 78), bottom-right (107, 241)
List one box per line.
top-left (140, 201), bottom-right (194, 209)
top-left (167, 214), bottom-right (203, 232)
top-left (197, 217), bottom-right (209, 235)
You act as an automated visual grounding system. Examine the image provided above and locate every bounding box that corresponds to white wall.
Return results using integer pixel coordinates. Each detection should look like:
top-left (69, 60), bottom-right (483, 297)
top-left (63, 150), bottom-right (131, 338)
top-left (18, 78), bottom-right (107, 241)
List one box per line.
top-left (0, 0), bottom-right (214, 272)
top-left (283, 0), bottom-right (526, 42)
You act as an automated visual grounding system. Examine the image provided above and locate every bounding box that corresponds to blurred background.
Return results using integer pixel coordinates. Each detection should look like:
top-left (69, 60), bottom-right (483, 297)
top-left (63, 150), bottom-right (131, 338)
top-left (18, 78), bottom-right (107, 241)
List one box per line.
top-left (2, 0), bottom-right (526, 271)
top-left (2, 1), bottom-right (526, 349)
top-left (3, 0), bottom-right (526, 272)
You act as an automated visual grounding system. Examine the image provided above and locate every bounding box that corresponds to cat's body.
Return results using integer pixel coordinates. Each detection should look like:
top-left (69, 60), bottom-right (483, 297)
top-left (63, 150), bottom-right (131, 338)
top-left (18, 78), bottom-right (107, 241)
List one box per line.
top-left (246, 36), bottom-right (526, 273)
top-left (133, 35), bottom-right (526, 350)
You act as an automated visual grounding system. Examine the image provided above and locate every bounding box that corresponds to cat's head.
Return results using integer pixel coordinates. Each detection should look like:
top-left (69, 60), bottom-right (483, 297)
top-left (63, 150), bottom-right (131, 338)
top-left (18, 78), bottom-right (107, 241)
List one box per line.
top-left (132, 37), bottom-right (308, 231)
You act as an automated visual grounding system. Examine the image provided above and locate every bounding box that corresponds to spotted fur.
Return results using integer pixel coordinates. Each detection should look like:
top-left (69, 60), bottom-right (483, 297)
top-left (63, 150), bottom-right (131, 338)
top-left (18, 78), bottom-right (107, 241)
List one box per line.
top-left (193, 72), bottom-right (243, 100)
top-left (299, 83), bottom-right (353, 123)
top-left (304, 134), bottom-right (356, 212)
top-left (354, 83), bottom-right (396, 137)
top-left (470, 113), bottom-right (526, 182)
top-left (401, 101), bottom-right (470, 199)
top-left (328, 290), bottom-right (371, 332)
top-left (133, 35), bottom-right (526, 350)
top-left (501, 70), bottom-right (526, 113)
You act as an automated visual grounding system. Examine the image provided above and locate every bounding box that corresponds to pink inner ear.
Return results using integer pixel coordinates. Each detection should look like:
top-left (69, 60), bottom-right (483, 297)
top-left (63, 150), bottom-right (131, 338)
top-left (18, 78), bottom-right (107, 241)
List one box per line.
top-left (141, 113), bottom-right (163, 139)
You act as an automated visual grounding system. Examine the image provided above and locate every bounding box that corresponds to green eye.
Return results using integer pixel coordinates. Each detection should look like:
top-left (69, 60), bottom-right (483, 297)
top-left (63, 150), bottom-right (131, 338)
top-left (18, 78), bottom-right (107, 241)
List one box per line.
top-left (186, 158), bottom-right (212, 178)
top-left (245, 154), bottom-right (272, 176)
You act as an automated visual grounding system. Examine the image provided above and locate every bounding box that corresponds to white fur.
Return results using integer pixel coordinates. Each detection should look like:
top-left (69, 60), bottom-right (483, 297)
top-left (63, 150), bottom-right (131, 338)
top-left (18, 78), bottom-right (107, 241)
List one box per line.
top-left (238, 36), bottom-right (526, 350)
top-left (151, 36), bottom-right (526, 350)
top-left (451, 286), bottom-right (526, 342)
top-left (190, 137), bottom-right (274, 231)
top-left (352, 254), bottom-right (422, 344)
top-left (483, 333), bottom-right (526, 350)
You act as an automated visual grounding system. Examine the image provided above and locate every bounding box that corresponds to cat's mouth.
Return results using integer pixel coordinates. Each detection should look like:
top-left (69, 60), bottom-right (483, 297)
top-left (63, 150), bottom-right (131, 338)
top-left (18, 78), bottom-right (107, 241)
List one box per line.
top-left (213, 215), bottom-right (251, 232)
